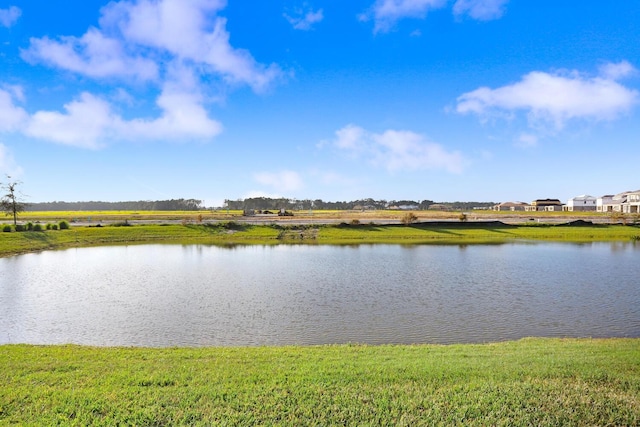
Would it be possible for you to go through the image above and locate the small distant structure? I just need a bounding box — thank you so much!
[564,195,597,212]
[525,199,563,212]
[388,204,419,210]
[427,203,451,211]
[493,201,528,212]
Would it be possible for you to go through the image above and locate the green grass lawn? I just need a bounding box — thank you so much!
[1,339,638,425]
[1,221,640,257]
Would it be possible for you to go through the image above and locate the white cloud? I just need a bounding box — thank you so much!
[102,0,282,92]
[15,0,284,148]
[25,89,222,149]
[254,170,304,193]
[25,92,117,149]
[0,88,28,131]
[22,29,159,81]
[123,89,223,140]
[363,0,447,33]
[331,124,465,173]
[452,0,508,21]
[22,0,282,92]
[284,6,324,30]
[456,63,639,129]
[0,143,23,177]
[0,6,21,28]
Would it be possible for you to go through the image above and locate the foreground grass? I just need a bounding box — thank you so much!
[1,221,640,257]
[1,339,638,425]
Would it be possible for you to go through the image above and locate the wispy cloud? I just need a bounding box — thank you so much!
[22,28,159,81]
[0,143,22,176]
[362,0,509,33]
[0,6,21,28]
[515,133,538,148]
[598,60,636,80]
[0,88,28,132]
[331,124,466,173]
[456,62,639,130]
[361,0,447,33]
[452,0,509,21]
[284,5,324,31]
[254,170,304,193]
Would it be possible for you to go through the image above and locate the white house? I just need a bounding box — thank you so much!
[597,195,616,212]
[622,190,640,214]
[564,195,597,212]
[597,190,640,214]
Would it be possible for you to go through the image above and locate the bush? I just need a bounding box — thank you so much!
[350,219,360,225]
[59,221,70,230]
[46,223,52,230]
[14,224,26,232]
[110,221,132,227]
[26,222,34,231]
[51,224,58,230]
[33,224,44,231]
[2,225,11,232]
[401,212,418,226]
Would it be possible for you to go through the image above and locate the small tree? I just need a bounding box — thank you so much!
[1,176,27,226]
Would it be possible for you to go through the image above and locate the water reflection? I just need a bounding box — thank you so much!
[1,242,639,347]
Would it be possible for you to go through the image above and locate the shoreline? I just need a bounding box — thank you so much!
[2,220,639,258]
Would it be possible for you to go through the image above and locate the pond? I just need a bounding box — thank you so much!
[1,243,639,346]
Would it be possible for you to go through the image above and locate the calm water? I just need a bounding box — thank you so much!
[1,243,639,346]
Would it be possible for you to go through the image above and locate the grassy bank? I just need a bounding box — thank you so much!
[1,221,640,257]
[1,339,638,425]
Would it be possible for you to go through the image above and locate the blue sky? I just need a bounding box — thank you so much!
[0,0,638,207]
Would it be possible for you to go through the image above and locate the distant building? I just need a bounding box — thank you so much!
[564,195,597,212]
[493,202,528,211]
[525,199,563,212]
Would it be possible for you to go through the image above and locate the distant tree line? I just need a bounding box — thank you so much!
[28,199,204,211]
[26,197,495,212]
[222,198,495,211]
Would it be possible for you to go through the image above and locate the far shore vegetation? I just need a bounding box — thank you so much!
[1,210,640,257]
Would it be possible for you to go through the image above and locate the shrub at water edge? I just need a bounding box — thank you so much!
[58,220,70,230]
[2,225,11,232]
